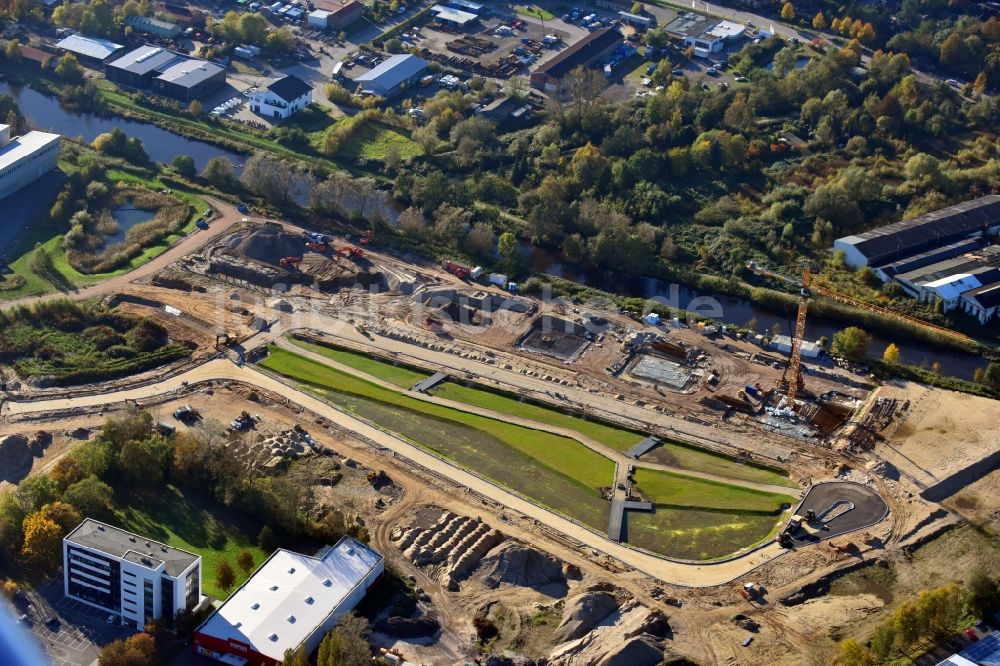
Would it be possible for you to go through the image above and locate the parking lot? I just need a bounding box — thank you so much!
[15,579,134,666]
[787,481,889,547]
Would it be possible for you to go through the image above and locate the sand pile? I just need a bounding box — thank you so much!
[475,542,564,590]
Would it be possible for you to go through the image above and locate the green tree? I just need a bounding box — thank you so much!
[498,231,519,274]
[5,39,21,62]
[171,155,196,179]
[831,326,871,360]
[966,569,1000,618]
[316,613,370,666]
[201,156,236,189]
[838,639,873,666]
[63,476,114,519]
[882,343,901,364]
[812,11,826,30]
[257,525,277,551]
[216,559,235,593]
[780,1,795,21]
[54,52,84,81]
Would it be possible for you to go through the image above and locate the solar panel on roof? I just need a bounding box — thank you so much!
[959,633,1000,665]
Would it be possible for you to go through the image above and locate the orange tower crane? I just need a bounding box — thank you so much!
[745,261,972,404]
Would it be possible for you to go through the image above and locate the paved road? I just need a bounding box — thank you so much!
[3,356,791,587]
[274,335,801,497]
[788,481,889,547]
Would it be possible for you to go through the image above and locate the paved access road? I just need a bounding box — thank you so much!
[4,356,793,587]
[788,481,889,547]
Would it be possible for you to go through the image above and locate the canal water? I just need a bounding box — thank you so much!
[0,81,245,172]
[523,244,988,380]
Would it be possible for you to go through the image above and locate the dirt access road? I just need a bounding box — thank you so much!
[2,356,792,587]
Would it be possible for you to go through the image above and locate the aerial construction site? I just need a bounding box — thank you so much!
[2,203,997,666]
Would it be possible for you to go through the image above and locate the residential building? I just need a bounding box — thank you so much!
[314,0,364,30]
[192,537,383,666]
[106,46,184,88]
[664,13,745,57]
[353,54,428,98]
[126,15,183,39]
[249,75,313,119]
[154,59,226,101]
[62,519,201,629]
[833,195,1000,269]
[529,28,623,91]
[55,34,125,67]
[0,125,61,201]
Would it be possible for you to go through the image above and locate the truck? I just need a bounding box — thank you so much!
[172,405,200,421]
[237,203,250,214]
[442,260,471,279]
[470,266,484,280]
[195,218,209,230]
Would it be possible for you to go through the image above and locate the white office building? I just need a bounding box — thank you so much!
[0,125,61,201]
[63,519,202,628]
[249,74,313,120]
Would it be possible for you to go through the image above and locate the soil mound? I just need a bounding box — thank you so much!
[552,591,619,643]
[374,614,440,638]
[477,542,564,590]
[597,637,663,666]
[0,435,32,483]
[226,226,306,264]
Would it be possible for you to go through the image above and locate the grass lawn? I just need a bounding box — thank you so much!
[633,468,796,512]
[514,4,555,20]
[339,122,422,162]
[284,337,793,488]
[627,468,794,560]
[628,507,786,561]
[114,485,268,599]
[260,346,615,530]
[0,167,207,301]
[288,337,429,388]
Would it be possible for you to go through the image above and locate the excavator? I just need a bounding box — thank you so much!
[337,246,365,259]
[306,241,332,253]
[279,256,302,268]
[745,260,971,405]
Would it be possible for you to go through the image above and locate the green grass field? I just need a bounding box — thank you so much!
[0,168,207,301]
[627,507,786,561]
[288,337,429,388]
[514,4,555,19]
[340,123,422,162]
[260,346,615,529]
[633,469,796,512]
[628,468,793,559]
[114,485,268,599]
[284,337,794,487]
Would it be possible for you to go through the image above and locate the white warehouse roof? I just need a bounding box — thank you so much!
[355,54,427,92]
[0,129,61,172]
[56,34,124,61]
[195,537,383,662]
[922,273,983,300]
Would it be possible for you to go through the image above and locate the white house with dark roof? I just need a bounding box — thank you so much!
[249,75,313,120]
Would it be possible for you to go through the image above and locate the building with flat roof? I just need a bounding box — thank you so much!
[154,59,226,101]
[935,631,1000,666]
[250,74,313,119]
[193,537,383,666]
[354,54,427,97]
[126,15,183,39]
[833,195,1000,269]
[444,0,484,13]
[63,519,201,629]
[55,34,125,66]
[314,0,364,29]
[0,125,61,202]
[664,13,745,56]
[431,4,479,28]
[106,45,185,88]
[530,27,623,91]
